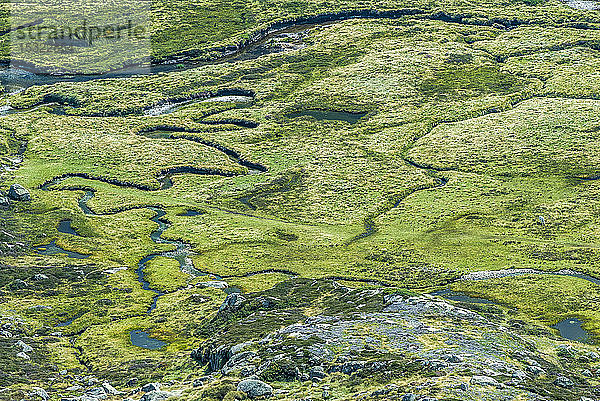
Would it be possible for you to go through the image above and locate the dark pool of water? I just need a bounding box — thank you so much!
[34,240,90,259]
[130,329,167,350]
[58,219,79,236]
[288,110,367,124]
[55,312,84,327]
[178,210,203,216]
[432,289,495,304]
[552,318,593,344]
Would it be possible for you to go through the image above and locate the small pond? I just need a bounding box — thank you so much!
[552,318,593,344]
[34,241,90,259]
[178,209,203,216]
[58,219,80,236]
[130,330,167,350]
[288,110,366,124]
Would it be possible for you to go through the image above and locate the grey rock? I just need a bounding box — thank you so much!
[526,365,545,375]
[554,375,574,388]
[0,194,9,207]
[141,383,161,393]
[370,385,398,397]
[237,379,273,398]
[557,345,577,358]
[197,281,228,289]
[195,343,232,371]
[30,387,49,401]
[310,366,326,380]
[229,341,253,355]
[16,340,33,353]
[191,379,204,388]
[0,330,12,337]
[222,350,258,374]
[401,394,416,401]
[332,360,366,374]
[101,382,120,395]
[443,354,463,363]
[16,351,29,359]
[140,391,177,401]
[219,293,246,312]
[423,359,448,371]
[470,375,499,387]
[8,184,30,201]
[126,378,138,387]
[85,387,107,399]
[582,369,593,378]
[586,351,600,361]
[241,365,257,377]
[512,370,527,381]
[32,274,49,281]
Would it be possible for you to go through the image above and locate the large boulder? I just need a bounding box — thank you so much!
[8,184,30,201]
[237,379,273,399]
[140,391,177,401]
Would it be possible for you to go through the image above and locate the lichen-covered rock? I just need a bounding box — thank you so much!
[310,366,326,380]
[237,379,273,398]
[554,375,574,388]
[30,387,49,401]
[8,184,30,201]
[140,390,177,401]
[219,293,246,312]
[141,383,161,393]
[222,351,258,375]
[470,376,499,387]
[0,191,9,207]
[16,340,33,353]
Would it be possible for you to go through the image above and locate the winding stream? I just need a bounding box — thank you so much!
[460,268,600,286]
[36,124,268,328]
[0,10,422,92]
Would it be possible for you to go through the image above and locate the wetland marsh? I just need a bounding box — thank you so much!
[2,0,600,399]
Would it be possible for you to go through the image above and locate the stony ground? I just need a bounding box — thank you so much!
[1,279,599,400]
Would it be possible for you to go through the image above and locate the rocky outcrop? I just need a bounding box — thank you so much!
[188,279,600,400]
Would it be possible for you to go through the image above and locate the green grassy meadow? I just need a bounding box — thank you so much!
[2,1,600,398]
